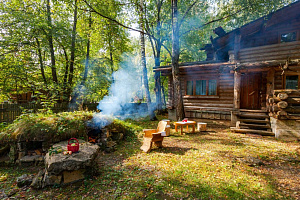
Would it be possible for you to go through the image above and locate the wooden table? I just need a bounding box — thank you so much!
[174,121,196,135]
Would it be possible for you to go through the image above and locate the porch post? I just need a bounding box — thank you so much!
[234,71,241,109]
[266,69,275,112]
[231,71,241,126]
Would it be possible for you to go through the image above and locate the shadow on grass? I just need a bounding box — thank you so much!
[151,146,197,155]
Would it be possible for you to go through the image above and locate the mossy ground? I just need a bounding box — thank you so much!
[0,113,300,199]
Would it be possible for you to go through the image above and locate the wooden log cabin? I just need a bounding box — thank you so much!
[155,1,300,141]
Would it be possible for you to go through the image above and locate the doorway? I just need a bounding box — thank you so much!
[240,72,262,109]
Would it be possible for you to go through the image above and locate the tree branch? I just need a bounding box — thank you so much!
[83,0,146,35]
[180,7,246,37]
[178,1,198,28]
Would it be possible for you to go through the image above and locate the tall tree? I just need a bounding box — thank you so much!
[68,0,78,99]
[171,0,184,120]
[139,0,156,120]
[46,0,58,83]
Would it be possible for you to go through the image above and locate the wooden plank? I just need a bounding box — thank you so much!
[231,128,274,136]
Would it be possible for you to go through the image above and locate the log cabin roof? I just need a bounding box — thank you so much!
[154,59,300,75]
[213,1,300,51]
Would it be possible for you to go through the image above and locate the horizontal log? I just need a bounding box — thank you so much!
[183,96,220,99]
[239,41,300,53]
[240,54,300,63]
[280,106,300,114]
[286,114,300,120]
[219,89,234,93]
[184,106,232,111]
[219,93,234,97]
[186,110,230,115]
[274,89,300,96]
[277,110,287,116]
[277,101,288,109]
[239,47,300,60]
[219,96,234,100]
[184,100,233,104]
[277,93,288,100]
[272,105,280,112]
[183,103,233,107]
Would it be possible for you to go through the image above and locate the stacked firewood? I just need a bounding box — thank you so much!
[267,89,300,119]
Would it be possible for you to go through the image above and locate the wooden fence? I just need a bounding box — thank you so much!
[0,102,99,123]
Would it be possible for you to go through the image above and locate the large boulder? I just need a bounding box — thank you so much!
[45,140,99,175]
[31,140,99,188]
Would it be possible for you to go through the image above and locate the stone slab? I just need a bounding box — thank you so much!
[45,140,100,176]
[63,170,85,184]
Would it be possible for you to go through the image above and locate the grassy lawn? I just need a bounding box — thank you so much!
[1,114,300,199]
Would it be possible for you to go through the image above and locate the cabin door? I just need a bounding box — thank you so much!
[240,72,262,109]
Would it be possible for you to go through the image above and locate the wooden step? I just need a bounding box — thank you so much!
[239,109,267,113]
[237,113,269,119]
[239,119,269,124]
[231,128,274,136]
[239,123,271,129]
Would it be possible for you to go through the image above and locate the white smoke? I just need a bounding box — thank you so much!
[96,68,148,119]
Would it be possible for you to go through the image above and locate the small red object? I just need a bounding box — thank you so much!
[67,138,79,153]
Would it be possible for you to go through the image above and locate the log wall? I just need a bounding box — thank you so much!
[228,17,300,63]
[178,67,233,120]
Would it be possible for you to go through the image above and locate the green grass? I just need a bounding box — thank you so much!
[0,114,300,199]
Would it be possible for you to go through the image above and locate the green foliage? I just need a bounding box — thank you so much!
[0,111,94,144]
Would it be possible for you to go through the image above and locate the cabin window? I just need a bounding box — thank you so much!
[195,80,206,95]
[186,81,193,95]
[285,75,298,89]
[280,32,297,43]
[208,80,217,95]
[186,79,217,96]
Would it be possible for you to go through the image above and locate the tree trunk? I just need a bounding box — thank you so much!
[108,23,114,83]
[161,76,166,108]
[71,11,91,105]
[68,0,78,99]
[81,13,92,85]
[154,56,162,113]
[171,0,184,121]
[35,37,47,85]
[140,0,156,120]
[62,44,69,100]
[46,0,58,83]
[153,0,163,114]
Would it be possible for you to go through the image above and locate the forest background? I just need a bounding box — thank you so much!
[0,0,297,112]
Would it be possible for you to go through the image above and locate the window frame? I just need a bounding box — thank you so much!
[283,73,300,89]
[278,30,299,43]
[185,77,219,97]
